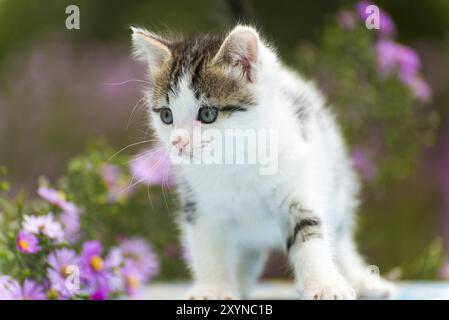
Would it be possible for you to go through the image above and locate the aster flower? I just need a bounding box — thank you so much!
[80,241,110,290]
[337,10,358,30]
[122,262,143,296]
[0,278,46,300]
[90,287,108,300]
[401,75,431,103]
[375,39,431,103]
[376,40,420,78]
[60,205,80,242]
[16,230,40,254]
[104,248,126,292]
[100,164,130,203]
[356,1,396,36]
[37,187,68,208]
[23,214,64,242]
[119,238,159,282]
[0,276,21,299]
[350,147,377,180]
[38,186,82,223]
[129,146,174,186]
[47,249,79,298]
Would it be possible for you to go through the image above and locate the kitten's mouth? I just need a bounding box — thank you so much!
[170,141,212,160]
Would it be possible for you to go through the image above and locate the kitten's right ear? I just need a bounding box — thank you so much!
[131,27,171,71]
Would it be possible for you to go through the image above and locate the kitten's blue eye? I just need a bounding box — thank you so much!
[160,108,173,124]
[198,106,218,124]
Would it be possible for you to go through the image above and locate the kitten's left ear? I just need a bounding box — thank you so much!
[213,25,259,83]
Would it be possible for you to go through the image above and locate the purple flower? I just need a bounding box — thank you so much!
[0,278,46,300]
[122,262,143,296]
[38,187,82,223]
[37,187,68,208]
[376,40,420,77]
[129,146,174,187]
[119,238,159,282]
[47,249,79,299]
[90,287,108,300]
[356,1,396,36]
[0,276,21,299]
[60,205,80,243]
[103,248,126,292]
[337,10,358,30]
[23,214,64,242]
[350,147,377,180]
[100,164,130,203]
[401,75,431,103]
[375,39,431,102]
[101,164,121,188]
[80,241,110,290]
[16,230,40,254]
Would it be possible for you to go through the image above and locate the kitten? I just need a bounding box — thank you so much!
[131,25,395,300]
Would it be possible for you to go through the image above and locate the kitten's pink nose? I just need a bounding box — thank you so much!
[170,130,190,151]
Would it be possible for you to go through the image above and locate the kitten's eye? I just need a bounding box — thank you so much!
[160,108,173,125]
[198,107,218,124]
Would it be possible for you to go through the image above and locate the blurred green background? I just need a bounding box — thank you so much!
[0,0,449,281]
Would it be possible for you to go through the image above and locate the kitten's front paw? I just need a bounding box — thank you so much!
[355,277,397,299]
[183,286,239,300]
[300,282,356,300]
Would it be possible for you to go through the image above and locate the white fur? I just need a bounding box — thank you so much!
[133,25,395,300]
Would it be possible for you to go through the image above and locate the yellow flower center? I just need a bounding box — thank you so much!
[61,265,72,278]
[127,275,140,289]
[47,289,59,300]
[19,239,29,251]
[57,191,66,201]
[90,256,103,271]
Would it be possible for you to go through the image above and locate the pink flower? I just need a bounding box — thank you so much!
[90,287,108,300]
[375,39,431,103]
[0,278,46,300]
[47,249,79,299]
[401,75,431,103]
[119,238,159,282]
[337,10,358,30]
[16,230,40,254]
[80,241,111,291]
[0,276,21,299]
[23,214,64,242]
[37,187,68,208]
[356,1,396,36]
[129,146,174,186]
[60,205,80,243]
[122,262,142,296]
[376,40,420,77]
[350,147,377,180]
[100,164,130,203]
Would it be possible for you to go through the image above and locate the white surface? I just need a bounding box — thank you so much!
[136,281,449,300]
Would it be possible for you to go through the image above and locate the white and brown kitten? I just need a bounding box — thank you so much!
[131,25,395,300]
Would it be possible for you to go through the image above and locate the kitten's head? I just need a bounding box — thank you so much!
[131,25,273,159]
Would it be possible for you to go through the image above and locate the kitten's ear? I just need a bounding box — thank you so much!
[213,25,259,82]
[131,27,171,72]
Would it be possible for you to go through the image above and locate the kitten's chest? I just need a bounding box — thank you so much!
[181,165,285,248]
[188,165,271,214]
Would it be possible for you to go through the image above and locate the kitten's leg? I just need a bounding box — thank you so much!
[236,249,268,299]
[336,234,396,299]
[181,221,240,300]
[285,201,356,300]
